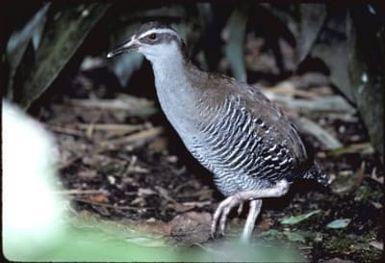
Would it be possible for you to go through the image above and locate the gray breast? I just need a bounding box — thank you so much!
[187,96,295,196]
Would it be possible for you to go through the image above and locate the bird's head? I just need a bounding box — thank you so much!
[107,22,186,63]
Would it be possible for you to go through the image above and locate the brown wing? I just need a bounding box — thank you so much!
[237,82,308,166]
[203,72,308,169]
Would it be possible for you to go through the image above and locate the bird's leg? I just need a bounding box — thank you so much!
[241,199,262,242]
[211,179,290,239]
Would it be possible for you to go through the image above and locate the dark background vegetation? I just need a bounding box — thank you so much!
[2,1,384,262]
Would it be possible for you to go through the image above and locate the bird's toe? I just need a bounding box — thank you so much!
[211,194,246,238]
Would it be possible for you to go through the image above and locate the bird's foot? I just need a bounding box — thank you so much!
[210,179,290,239]
[211,193,246,238]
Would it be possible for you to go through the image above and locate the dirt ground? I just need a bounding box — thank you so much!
[37,55,384,262]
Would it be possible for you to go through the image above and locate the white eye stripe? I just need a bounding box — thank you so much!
[123,38,137,47]
[138,28,179,40]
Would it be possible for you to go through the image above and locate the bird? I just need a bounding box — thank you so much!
[107,21,329,242]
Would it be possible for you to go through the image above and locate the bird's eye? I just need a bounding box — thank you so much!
[148,33,157,40]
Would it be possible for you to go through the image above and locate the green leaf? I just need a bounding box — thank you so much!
[224,4,248,82]
[326,218,351,229]
[5,3,51,99]
[14,2,111,109]
[280,210,321,225]
[259,229,283,240]
[6,3,50,70]
[284,231,306,243]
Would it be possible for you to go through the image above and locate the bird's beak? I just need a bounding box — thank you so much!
[107,37,139,58]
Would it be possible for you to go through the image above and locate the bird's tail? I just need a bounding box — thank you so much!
[302,161,330,186]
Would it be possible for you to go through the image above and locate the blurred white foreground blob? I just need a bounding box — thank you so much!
[2,100,65,261]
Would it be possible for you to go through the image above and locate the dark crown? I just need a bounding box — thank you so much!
[135,22,188,55]
[135,21,173,35]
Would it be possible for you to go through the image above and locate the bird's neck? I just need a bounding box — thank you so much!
[149,51,203,135]
[151,51,189,90]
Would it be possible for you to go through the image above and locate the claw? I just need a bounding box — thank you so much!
[210,194,244,238]
[237,203,244,216]
[219,205,230,235]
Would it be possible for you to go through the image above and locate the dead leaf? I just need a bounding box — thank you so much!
[280,210,321,225]
[257,217,274,231]
[138,188,157,196]
[328,142,374,156]
[78,170,98,180]
[135,220,171,236]
[169,212,212,245]
[88,194,108,203]
[319,258,355,263]
[355,161,366,186]
[369,241,383,251]
[326,218,351,229]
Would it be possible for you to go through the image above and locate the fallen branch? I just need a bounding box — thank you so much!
[73,198,150,211]
[76,123,144,132]
[55,189,107,195]
[297,117,343,150]
[263,93,356,114]
[101,127,163,146]
[327,142,374,156]
[48,125,85,137]
[68,95,158,116]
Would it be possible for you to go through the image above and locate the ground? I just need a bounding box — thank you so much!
[38,60,383,262]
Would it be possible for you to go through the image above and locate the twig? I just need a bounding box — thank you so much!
[265,82,321,99]
[101,127,163,146]
[68,95,157,116]
[264,93,356,114]
[76,123,144,132]
[181,201,212,208]
[155,186,177,204]
[58,156,82,169]
[48,125,84,137]
[328,142,374,156]
[355,161,366,186]
[73,198,153,211]
[297,117,343,150]
[55,189,107,195]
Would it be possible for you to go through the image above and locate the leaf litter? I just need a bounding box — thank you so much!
[36,55,384,263]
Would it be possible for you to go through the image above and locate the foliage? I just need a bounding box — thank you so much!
[280,210,321,225]
[5,2,110,108]
[3,2,383,161]
[326,219,351,229]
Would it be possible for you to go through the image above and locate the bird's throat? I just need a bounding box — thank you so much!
[150,52,201,138]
